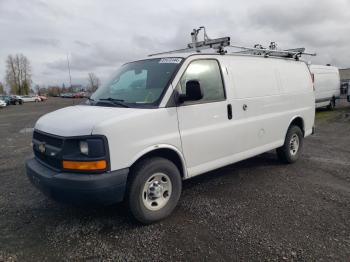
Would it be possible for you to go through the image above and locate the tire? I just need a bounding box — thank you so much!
[276,125,304,164]
[327,98,335,111]
[128,157,182,224]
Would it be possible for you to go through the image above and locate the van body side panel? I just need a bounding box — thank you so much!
[224,57,286,151]
[225,57,314,147]
[278,60,315,135]
[92,108,182,172]
[176,55,314,178]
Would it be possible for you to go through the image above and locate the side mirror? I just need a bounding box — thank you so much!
[178,80,203,103]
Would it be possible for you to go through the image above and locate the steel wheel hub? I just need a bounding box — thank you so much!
[289,134,299,156]
[142,173,172,211]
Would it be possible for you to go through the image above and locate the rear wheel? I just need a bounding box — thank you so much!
[128,157,182,224]
[327,98,335,110]
[277,125,303,164]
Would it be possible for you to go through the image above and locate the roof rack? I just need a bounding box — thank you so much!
[149,27,316,60]
[230,42,316,60]
[149,26,230,56]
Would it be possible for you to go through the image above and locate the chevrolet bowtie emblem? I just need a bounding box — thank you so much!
[38,143,46,154]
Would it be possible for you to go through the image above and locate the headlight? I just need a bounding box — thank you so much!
[79,141,89,155]
[62,137,108,172]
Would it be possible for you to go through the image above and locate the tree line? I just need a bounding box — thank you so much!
[0,53,100,96]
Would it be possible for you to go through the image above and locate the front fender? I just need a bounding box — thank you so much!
[128,144,188,178]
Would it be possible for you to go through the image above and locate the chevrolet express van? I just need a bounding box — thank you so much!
[310,65,340,110]
[26,52,315,223]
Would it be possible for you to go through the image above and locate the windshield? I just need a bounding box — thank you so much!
[90,58,183,107]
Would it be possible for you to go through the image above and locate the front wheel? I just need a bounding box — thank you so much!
[128,157,182,224]
[277,125,304,164]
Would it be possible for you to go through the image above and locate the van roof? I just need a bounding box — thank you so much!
[143,51,308,63]
[310,64,339,71]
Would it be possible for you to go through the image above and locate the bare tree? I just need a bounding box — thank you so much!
[5,54,32,95]
[0,82,4,94]
[87,72,100,92]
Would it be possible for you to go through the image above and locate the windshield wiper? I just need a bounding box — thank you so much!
[98,98,129,108]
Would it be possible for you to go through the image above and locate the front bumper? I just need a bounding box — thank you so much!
[26,158,129,205]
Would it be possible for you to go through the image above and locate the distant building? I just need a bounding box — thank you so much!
[340,68,350,82]
[70,84,86,92]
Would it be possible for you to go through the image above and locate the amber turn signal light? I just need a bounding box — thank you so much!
[63,160,107,170]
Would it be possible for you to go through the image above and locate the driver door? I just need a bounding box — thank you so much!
[175,59,234,177]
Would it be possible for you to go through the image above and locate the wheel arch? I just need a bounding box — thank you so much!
[288,116,305,136]
[129,144,187,179]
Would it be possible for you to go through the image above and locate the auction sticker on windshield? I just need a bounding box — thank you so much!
[159,58,182,64]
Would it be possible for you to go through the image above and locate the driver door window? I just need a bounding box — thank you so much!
[176,59,225,103]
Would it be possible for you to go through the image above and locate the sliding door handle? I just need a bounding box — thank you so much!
[227,104,232,120]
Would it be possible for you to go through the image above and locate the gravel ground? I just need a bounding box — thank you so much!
[0,98,349,261]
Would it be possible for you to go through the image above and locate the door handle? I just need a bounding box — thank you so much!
[227,104,232,120]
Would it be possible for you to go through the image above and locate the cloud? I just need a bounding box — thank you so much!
[249,0,348,31]
[0,0,349,87]
[74,40,91,48]
[28,37,61,47]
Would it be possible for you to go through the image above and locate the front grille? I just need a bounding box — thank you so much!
[33,131,63,170]
[33,131,63,148]
[34,150,62,170]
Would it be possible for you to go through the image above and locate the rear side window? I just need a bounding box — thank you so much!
[177,59,225,103]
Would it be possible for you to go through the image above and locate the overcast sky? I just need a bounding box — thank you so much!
[0,0,349,87]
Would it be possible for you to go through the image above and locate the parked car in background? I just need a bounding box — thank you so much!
[0,99,7,108]
[39,95,48,101]
[310,65,340,110]
[21,95,41,102]
[60,93,74,98]
[11,95,23,105]
[73,92,85,98]
[0,95,12,105]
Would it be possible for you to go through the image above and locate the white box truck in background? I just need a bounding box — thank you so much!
[310,65,340,110]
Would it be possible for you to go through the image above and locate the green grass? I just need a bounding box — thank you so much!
[315,109,336,122]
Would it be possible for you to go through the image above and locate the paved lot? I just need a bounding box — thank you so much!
[0,98,349,261]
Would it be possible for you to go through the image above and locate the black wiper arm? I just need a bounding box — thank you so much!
[98,98,129,108]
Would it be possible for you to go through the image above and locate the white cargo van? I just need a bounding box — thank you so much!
[26,32,315,223]
[310,65,340,110]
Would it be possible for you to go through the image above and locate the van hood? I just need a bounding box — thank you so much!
[35,105,149,137]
